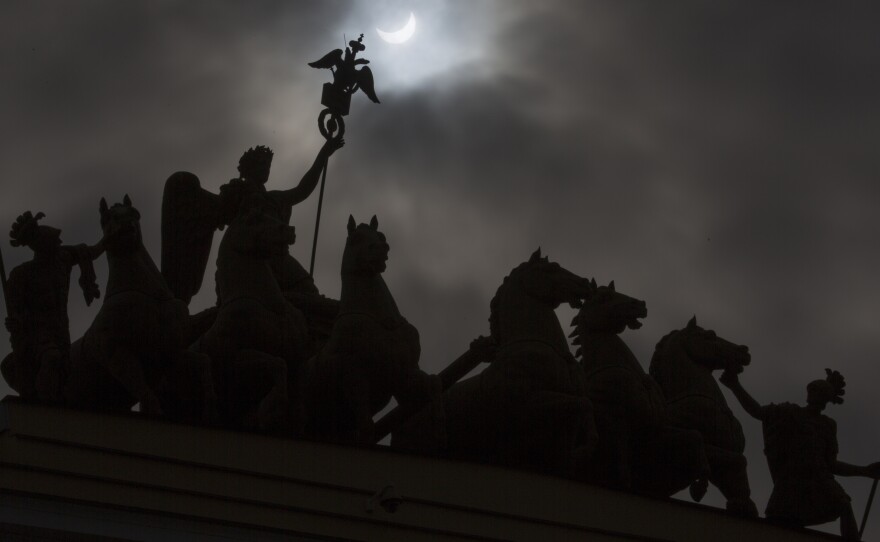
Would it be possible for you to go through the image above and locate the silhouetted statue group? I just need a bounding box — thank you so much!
[2,141,878,540]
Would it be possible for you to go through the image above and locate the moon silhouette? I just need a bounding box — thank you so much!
[377,12,416,44]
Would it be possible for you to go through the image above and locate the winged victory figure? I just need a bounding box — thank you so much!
[161,139,344,307]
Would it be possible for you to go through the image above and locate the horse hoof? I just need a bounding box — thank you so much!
[726,499,759,518]
[689,478,708,502]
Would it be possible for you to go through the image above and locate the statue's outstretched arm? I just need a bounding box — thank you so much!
[64,242,105,306]
[277,138,345,208]
[63,237,105,264]
[82,238,106,261]
[719,369,764,420]
[834,460,880,478]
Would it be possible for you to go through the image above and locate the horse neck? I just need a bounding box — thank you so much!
[494,287,568,352]
[578,329,646,376]
[106,245,172,300]
[650,338,724,402]
[216,240,284,309]
[339,271,401,319]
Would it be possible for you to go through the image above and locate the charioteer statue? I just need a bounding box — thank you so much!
[1,211,104,402]
[162,138,344,305]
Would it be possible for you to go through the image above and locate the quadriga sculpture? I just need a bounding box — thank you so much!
[649,316,757,516]
[63,196,215,421]
[299,215,436,444]
[570,282,708,497]
[193,197,310,432]
[394,249,597,477]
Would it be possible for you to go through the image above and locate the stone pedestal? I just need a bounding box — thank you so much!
[0,398,837,541]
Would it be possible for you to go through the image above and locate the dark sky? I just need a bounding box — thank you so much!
[2,1,880,536]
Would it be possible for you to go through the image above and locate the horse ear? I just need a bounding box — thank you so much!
[347,215,356,234]
[369,215,378,230]
[99,197,108,216]
[529,248,542,263]
[608,280,615,291]
[687,315,697,329]
[590,277,597,289]
[123,194,132,207]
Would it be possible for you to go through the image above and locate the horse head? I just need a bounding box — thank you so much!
[225,196,296,260]
[342,214,389,276]
[506,248,594,309]
[676,316,750,372]
[570,280,647,337]
[99,194,143,256]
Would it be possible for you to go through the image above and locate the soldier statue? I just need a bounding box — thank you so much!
[721,367,880,539]
[1,211,104,401]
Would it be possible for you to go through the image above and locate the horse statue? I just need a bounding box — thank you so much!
[570,281,709,497]
[193,197,310,433]
[299,215,436,444]
[649,316,757,516]
[394,249,597,478]
[63,196,215,421]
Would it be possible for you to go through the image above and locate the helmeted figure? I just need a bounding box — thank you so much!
[722,367,880,540]
[161,140,343,337]
[1,211,103,402]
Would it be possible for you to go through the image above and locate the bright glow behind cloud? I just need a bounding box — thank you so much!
[337,1,501,91]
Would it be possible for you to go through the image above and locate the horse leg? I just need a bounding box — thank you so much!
[232,349,288,433]
[350,380,375,445]
[631,426,709,498]
[514,391,597,477]
[156,350,218,425]
[704,444,758,517]
[591,415,633,489]
[102,348,162,414]
[34,345,66,403]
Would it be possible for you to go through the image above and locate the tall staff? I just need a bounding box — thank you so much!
[0,245,9,317]
[307,34,380,276]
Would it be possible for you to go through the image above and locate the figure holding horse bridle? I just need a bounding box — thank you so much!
[722,367,880,539]
[1,211,104,403]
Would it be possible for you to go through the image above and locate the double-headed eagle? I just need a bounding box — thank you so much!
[308,34,380,108]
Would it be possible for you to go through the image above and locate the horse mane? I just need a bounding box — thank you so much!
[488,260,533,335]
[652,328,682,361]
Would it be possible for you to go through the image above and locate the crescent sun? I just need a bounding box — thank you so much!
[377,12,416,44]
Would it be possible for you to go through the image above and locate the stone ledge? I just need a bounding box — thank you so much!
[0,397,838,542]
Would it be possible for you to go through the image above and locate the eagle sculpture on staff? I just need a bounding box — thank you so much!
[309,33,381,114]
[308,34,379,141]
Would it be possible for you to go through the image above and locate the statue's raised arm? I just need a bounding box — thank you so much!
[271,138,344,210]
[161,139,345,305]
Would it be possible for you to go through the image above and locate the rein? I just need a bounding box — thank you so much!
[496,338,577,363]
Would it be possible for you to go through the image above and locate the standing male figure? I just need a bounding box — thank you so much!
[721,367,880,540]
[2,211,104,401]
